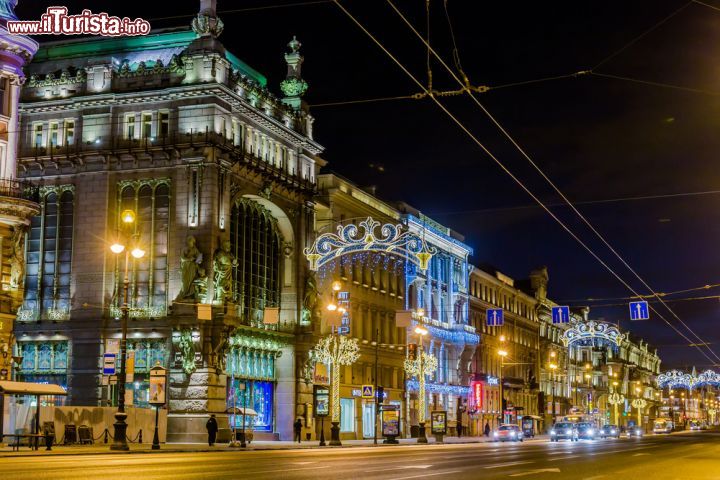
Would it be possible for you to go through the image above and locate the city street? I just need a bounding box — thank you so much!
[2,431,718,480]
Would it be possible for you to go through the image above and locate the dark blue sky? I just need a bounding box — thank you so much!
[18,0,720,369]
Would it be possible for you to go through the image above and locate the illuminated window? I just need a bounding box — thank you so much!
[64,120,75,145]
[142,113,152,138]
[33,123,43,148]
[125,115,135,139]
[230,199,282,325]
[340,398,355,432]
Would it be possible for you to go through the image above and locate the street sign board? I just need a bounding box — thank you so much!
[314,385,330,417]
[103,353,116,375]
[149,364,167,405]
[362,385,374,399]
[486,308,503,326]
[431,411,447,435]
[629,301,649,320]
[551,306,570,324]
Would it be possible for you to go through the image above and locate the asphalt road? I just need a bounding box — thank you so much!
[3,431,719,480]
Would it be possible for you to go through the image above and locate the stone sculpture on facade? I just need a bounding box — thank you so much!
[301,272,320,324]
[178,329,197,375]
[213,239,237,304]
[9,225,26,290]
[175,235,206,302]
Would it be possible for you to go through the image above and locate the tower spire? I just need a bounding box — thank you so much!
[280,36,309,111]
[192,0,224,38]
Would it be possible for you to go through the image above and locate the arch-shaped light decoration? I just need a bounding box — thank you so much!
[695,369,720,387]
[561,320,626,348]
[304,217,437,272]
[656,369,696,389]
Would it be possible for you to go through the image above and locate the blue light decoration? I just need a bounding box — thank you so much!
[657,369,720,389]
[411,320,479,345]
[656,369,696,389]
[304,217,436,272]
[561,320,626,349]
[406,379,470,396]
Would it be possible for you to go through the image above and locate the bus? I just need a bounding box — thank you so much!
[653,418,673,434]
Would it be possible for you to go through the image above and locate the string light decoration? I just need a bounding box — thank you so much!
[404,350,438,425]
[657,369,697,389]
[311,334,360,423]
[304,217,436,272]
[608,392,625,425]
[631,397,647,425]
[406,379,470,396]
[561,320,626,348]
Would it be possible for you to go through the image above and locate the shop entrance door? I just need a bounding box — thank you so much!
[362,402,375,438]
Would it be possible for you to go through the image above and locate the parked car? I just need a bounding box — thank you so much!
[599,424,620,438]
[493,424,524,442]
[550,422,578,442]
[576,422,596,440]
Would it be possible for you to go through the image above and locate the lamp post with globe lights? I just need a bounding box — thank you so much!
[608,380,624,426]
[404,324,437,443]
[109,209,145,451]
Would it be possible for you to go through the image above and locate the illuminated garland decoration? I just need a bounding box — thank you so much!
[695,369,720,387]
[312,335,360,422]
[304,217,436,272]
[406,379,470,396]
[561,320,626,348]
[411,320,479,345]
[656,369,696,389]
[657,368,720,388]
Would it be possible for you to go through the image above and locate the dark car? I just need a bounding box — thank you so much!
[599,424,620,439]
[550,422,577,442]
[626,425,644,438]
[577,422,597,440]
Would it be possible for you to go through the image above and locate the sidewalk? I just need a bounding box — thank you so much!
[0,434,549,457]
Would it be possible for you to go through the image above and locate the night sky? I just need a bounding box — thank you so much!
[16,0,720,369]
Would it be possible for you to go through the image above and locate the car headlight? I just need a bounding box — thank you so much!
[611,429,616,434]
[493,431,498,436]
[587,429,594,435]
[566,429,571,434]
[550,429,556,435]
[510,431,516,436]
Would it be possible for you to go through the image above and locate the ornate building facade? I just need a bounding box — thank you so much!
[0,0,41,435]
[14,1,321,441]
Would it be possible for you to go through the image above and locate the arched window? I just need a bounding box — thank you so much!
[21,185,74,321]
[230,199,281,324]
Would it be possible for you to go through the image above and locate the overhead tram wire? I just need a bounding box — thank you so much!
[558,282,720,304]
[147,0,333,22]
[384,0,720,364]
[331,0,718,367]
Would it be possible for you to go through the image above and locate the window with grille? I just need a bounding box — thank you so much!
[21,186,74,321]
[115,179,169,318]
[230,199,281,324]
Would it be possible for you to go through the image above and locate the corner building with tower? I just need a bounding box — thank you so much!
[13,2,321,441]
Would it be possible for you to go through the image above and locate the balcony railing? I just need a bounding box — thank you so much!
[0,178,39,203]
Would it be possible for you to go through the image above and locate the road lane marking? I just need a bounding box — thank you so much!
[547,451,572,455]
[484,461,534,469]
[509,468,561,477]
[242,465,331,474]
[549,455,580,461]
[632,453,651,456]
[388,470,462,480]
[291,462,317,465]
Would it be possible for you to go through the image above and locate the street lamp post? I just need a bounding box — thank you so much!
[498,341,508,425]
[404,325,436,444]
[109,209,145,451]
[608,381,624,426]
[549,362,558,424]
[632,387,647,431]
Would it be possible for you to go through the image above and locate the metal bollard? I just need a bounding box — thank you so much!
[138,430,142,444]
[104,429,109,444]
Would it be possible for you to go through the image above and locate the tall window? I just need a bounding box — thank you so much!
[340,398,355,432]
[125,115,135,139]
[230,199,281,324]
[21,186,74,321]
[64,120,75,145]
[142,113,152,138]
[33,123,43,148]
[49,122,59,147]
[159,112,169,138]
[115,179,169,318]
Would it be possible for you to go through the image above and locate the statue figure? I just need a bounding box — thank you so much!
[301,272,320,324]
[213,239,237,304]
[178,329,197,375]
[175,235,205,301]
[9,225,26,290]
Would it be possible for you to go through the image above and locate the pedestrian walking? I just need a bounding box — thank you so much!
[294,418,303,443]
[484,422,491,437]
[206,414,218,446]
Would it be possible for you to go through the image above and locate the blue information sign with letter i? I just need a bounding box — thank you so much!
[629,301,649,321]
[551,306,570,324]
[486,308,503,326]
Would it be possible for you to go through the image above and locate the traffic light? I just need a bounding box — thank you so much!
[408,343,417,361]
[377,386,384,403]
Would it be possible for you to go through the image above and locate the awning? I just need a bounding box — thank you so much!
[226,407,258,416]
[0,380,67,396]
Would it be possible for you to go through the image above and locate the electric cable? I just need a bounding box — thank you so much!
[147,0,333,23]
[384,0,720,364]
[331,0,718,366]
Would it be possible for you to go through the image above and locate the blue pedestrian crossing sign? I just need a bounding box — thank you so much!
[629,301,650,321]
[362,385,374,398]
[486,308,503,326]
[551,306,570,324]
